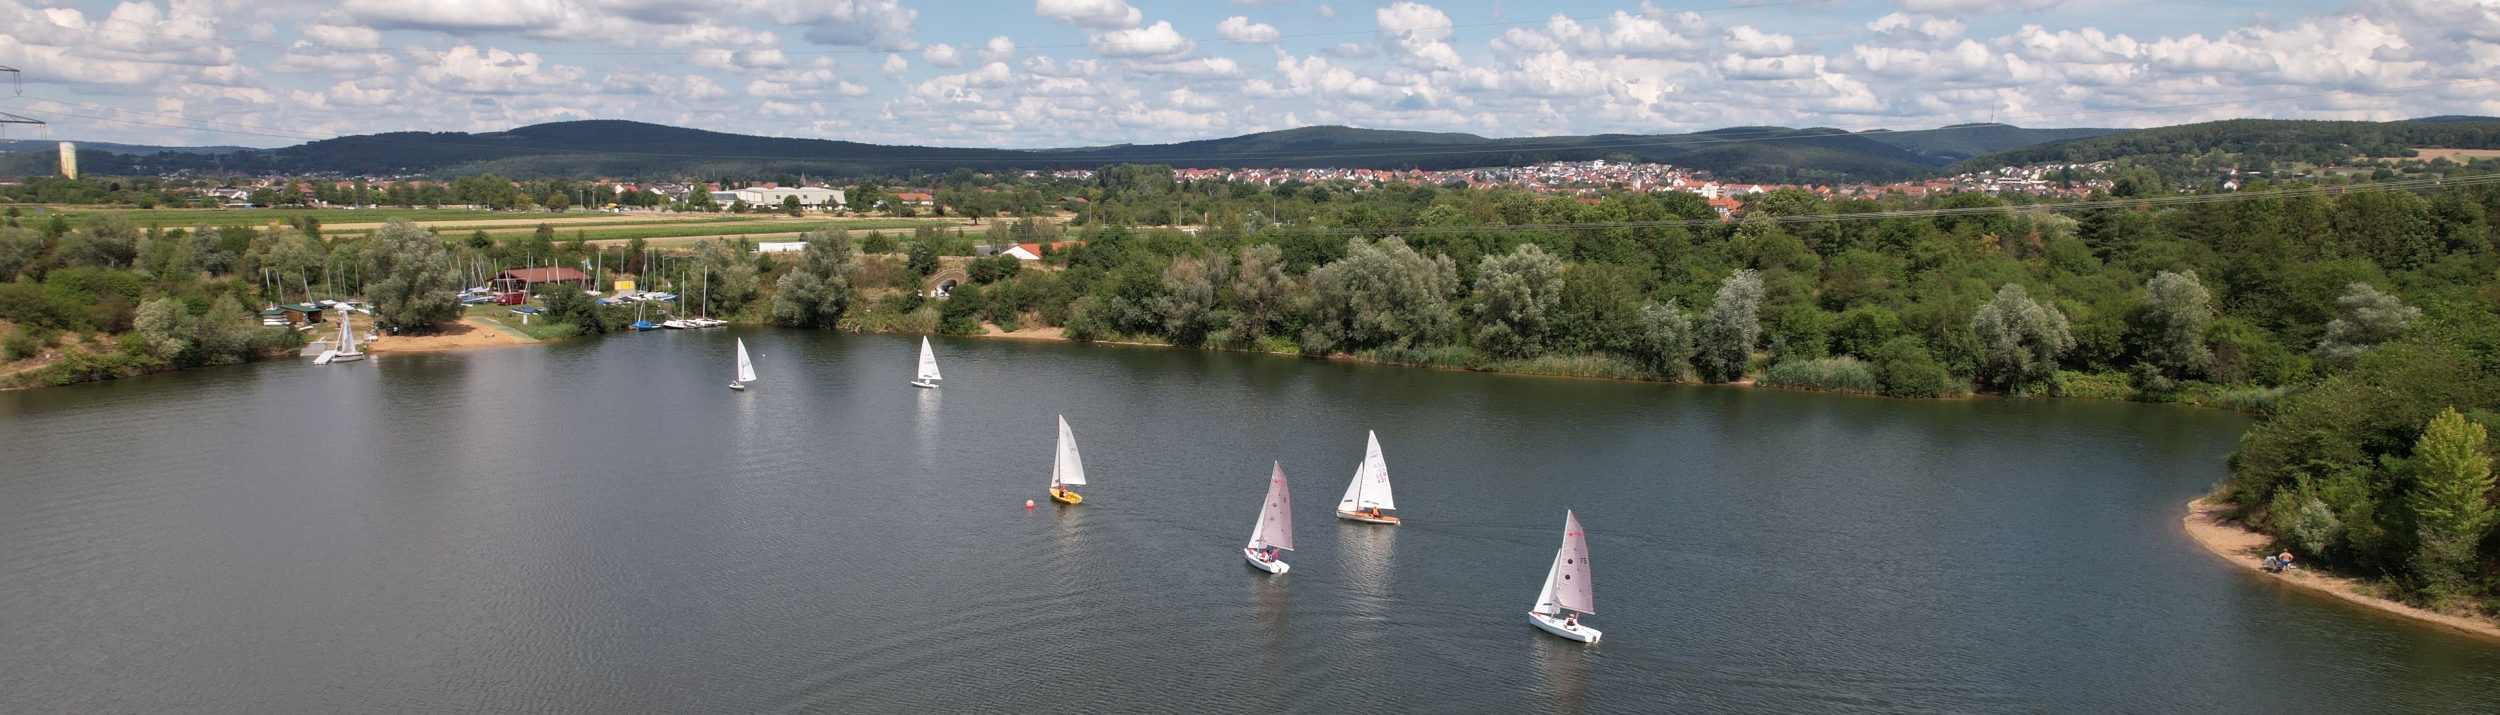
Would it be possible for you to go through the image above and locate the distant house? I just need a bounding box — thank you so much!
[493,267,595,293]
[1706,197,1743,219]
[260,303,323,327]
[1005,241,1082,261]
[754,241,808,253]
[890,192,934,206]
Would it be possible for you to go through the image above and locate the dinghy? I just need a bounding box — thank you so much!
[1047,415,1086,504]
[1335,431,1399,524]
[1529,509,1601,643]
[328,311,366,363]
[1244,462,1294,574]
[729,338,757,391]
[910,337,942,388]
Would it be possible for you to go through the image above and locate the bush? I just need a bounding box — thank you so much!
[1873,336,1967,398]
[937,282,986,335]
[4,328,46,360]
[1759,356,1881,394]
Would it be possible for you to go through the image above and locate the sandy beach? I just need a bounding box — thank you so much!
[2183,497,2500,642]
[365,318,534,353]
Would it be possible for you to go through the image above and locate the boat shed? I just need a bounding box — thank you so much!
[492,267,595,293]
[259,303,324,326]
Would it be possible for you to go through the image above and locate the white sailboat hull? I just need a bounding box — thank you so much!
[910,379,938,388]
[1529,611,1601,642]
[1244,547,1289,574]
[1335,509,1400,524]
[728,382,745,391]
[329,352,365,363]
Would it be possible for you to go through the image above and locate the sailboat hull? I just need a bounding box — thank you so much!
[910,380,938,388]
[1530,612,1601,642]
[1335,510,1401,524]
[329,353,365,363]
[728,383,745,391]
[1244,547,1289,574]
[1051,489,1083,505]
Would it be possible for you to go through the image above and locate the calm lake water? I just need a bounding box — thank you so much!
[4,330,2498,713]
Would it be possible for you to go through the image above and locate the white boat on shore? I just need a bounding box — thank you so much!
[1244,462,1294,574]
[326,311,366,363]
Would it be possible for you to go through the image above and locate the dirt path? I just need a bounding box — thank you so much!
[2183,498,2500,642]
[366,318,533,353]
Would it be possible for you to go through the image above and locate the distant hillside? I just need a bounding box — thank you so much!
[1,119,2128,182]
[0,139,255,155]
[1855,123,2123,164]
[1953,118,2500,172]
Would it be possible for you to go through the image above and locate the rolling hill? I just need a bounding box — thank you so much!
[0,120,2127,183]
[1952,118,2500,172]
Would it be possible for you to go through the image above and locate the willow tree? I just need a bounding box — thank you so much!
[1298,237,1459,355]
[2317,283,2419,367]
[1971,283,2073,393]
[1695,269,1763,383]
[770,232,857,329]
[2141,270,2213,378]
[1470,242,1566,358]
[362,218,462,332]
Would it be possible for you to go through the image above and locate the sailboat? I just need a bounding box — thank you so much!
[1529,509,1601,643]
[1047,415,1086,504]
[729,338,757,391]
[1335,430,1399,524]
[327,310,366,363]
[1244,462,1294,574]
[910,337,942,388]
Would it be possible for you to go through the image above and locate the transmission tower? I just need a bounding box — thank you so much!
[0,65,45,141]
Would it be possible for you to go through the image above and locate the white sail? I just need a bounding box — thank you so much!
[1049,415,1087,488]
[734,339,758,384]
[1248,462,1294,551]
[917,337,942,382]
[1552,510,1595,614]
[337,311,359,354]
[1338,430,1395,512]
[1532,555,1563,616]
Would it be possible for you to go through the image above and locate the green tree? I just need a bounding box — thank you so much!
[132,296,194,360]
[771,232,857,329]
[690,239,761,316]
[1695,269,1764,383]
[1873,336,1960,398]
[906,239,941,277]
[1972,283,2073,393]
[1226,243,1290,346]
[0,226,42,280]
[1470,243,1565,358]
[2317,283,2419,367]
[2406,408,2496,595]
[1152,252,1227,347]
[783,195,804,217]
[57,214,138,268]
[361,218,463,332]
[2141,270,2214,378]
[1625,300,1696,379]
[1298,237,1460,355]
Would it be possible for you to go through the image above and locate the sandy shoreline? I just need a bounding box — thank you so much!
[366,318,534,353]
[2182,497,2500,642]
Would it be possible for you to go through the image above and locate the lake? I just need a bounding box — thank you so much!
[3,330,2497,713]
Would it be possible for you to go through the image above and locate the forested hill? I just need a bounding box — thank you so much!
[1952,118,2500,172]
[6,120,2116,183]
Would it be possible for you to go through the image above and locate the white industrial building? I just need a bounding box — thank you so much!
[709,185,847,208]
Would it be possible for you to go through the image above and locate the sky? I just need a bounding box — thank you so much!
[0,0,2494,149]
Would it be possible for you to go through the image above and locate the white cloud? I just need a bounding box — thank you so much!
[1037,0,1143,29]
[923,43,968,68]
[1378,2,1464,71]
[340,0,567,32]
[1089,20,1196,58]
[1217,16,1282,44]
[978,36,1020,63]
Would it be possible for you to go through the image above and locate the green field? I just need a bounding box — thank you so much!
[29,206,511,229]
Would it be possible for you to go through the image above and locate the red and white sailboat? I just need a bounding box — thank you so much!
[1244,462,1294,574]
[1529,509,1601,642]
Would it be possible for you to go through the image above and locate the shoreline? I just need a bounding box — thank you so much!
[2181,497,2500,642]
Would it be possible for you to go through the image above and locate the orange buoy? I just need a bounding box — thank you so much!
[1025,500,1036,509]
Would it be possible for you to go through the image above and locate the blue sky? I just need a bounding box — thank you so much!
[0,0,2492,149]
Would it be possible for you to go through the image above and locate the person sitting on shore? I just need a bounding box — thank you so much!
[2278,550,2297,571]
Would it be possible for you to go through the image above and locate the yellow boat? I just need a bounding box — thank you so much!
[1047,416,1089,505]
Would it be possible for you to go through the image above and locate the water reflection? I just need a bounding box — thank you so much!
[914,384,942,470]
[1527,634,1593,715]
